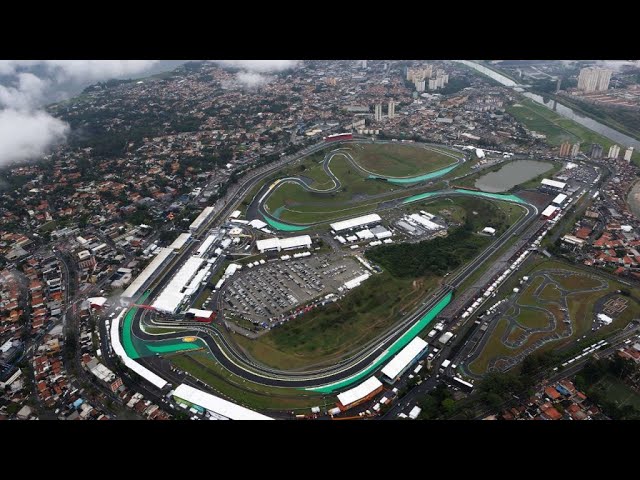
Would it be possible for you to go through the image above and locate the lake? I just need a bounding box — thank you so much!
[474,160,553,193]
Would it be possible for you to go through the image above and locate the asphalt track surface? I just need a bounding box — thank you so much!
[123,140,539,391]
[253,141,465,227]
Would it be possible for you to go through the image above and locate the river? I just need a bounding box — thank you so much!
[474,160,553,193]
[458,61,640,150]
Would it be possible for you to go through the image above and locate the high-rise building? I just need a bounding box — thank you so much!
[388,101,396,119]
[361,60,367,69]
[374,103,383,122]
[578,67,613,93]
[590,143,603,159]
[424,65,433,79]
[415,79,426,92]
[608,144,620,159]
[624,146,634,162]
[570,142,581,158]
[428,78,437,90]
[407,65,432,83]
[559,142,572,157]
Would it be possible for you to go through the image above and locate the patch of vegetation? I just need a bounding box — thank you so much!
[366,222,491,277]
[575,357,640,419]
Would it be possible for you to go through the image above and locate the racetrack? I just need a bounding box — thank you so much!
[114,138,540,397]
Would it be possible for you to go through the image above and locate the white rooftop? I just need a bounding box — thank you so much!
[542,205,559,217]
[552,193,568,205]
[256,235,312,252]
[541,178,566,189]
[152,257,205,313]
[248,219,267,229]
[173,383,272,420]
[88,296,107,307]
[409,213,441,231]
[121,247,174,299]
[330,213,381,232]
[381,337,428,381]
[186,308,214,318]
[169,232,192,251]
[189,206,215,231]
[344,273,370,290]
[337,376,383,407]
[195,234,217,257]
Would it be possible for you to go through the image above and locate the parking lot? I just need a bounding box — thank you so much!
[221,254,366,326]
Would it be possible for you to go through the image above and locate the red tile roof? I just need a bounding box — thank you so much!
[542,407,562,420]
[544,386,562,400]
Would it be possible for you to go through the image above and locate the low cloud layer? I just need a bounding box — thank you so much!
[0,60,164,166]
[0,109,69,165]
[235,71,269,88]
[595,60,638,72]
[212,60,300,88]
[213,60,300,73]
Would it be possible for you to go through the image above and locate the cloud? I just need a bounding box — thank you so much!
[0,60,160,83]
[235,71,269,88]
[213,60,300,73]
[0,109,69,165]
[211,60,300,88]
[0,61,164,165]
[595,60,636,72]
[0,73,48,110]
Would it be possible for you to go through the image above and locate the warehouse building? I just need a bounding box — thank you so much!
[256,235,312,253]
[408,213,441,231]
[330,213,382,233]
[539,178,567,194]
[552,193,568,206]
[381,337,429,384]
[370,225,393,239]
[336,376,384,411]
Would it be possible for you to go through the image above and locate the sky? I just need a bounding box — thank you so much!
[0,60,300,167]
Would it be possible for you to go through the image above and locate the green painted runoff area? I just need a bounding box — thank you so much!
[261,213,310,231]
[262,188,530,232]
[121,291,206,359]
[121,291,151,359]
[306,291,453,393]
[146,340,205,354]
[452,189,527,204]
[376,163,460,184]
